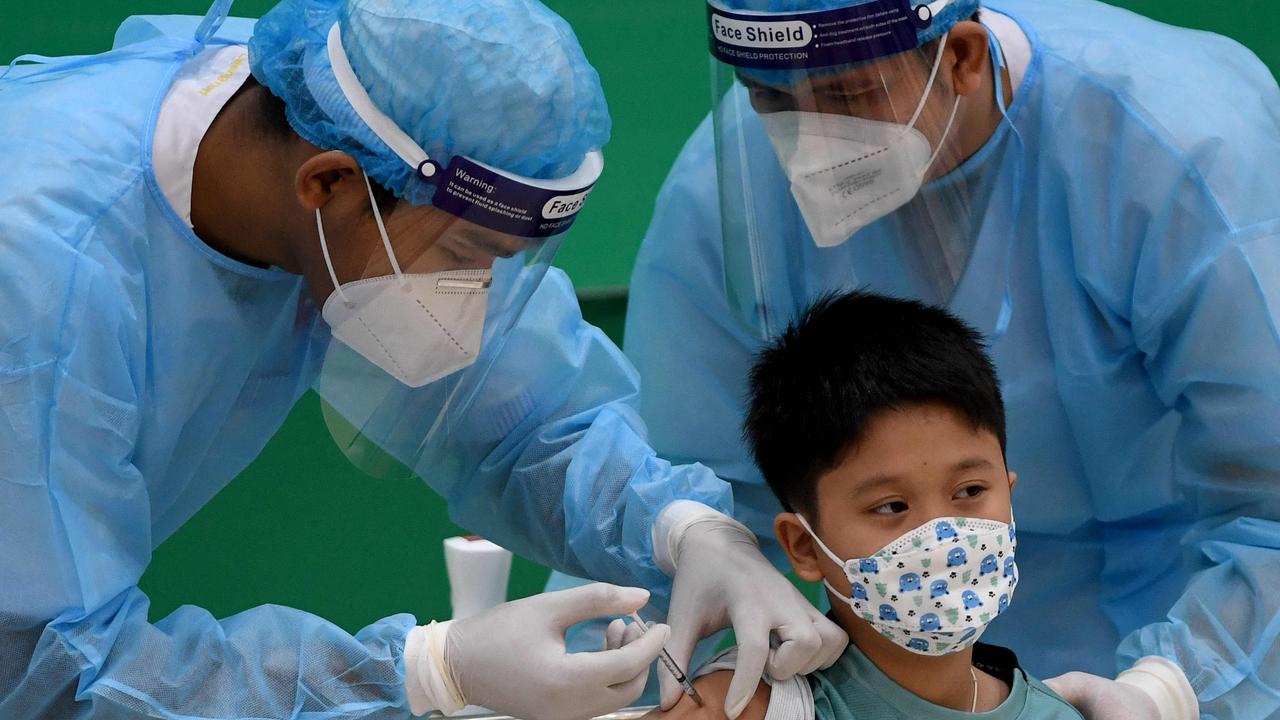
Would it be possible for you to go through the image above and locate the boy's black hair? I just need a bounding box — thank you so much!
[744,289,1005,518]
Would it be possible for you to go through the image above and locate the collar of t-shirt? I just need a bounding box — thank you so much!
[152,43,251,229]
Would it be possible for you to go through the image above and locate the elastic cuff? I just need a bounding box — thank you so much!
[404,621,466,716]
[1116,656,1199,720]
[404,626,432,716]
[652,500,755,575]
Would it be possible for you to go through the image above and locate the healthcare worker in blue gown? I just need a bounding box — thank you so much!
[0,0,849,718]
[621,0,1280,717]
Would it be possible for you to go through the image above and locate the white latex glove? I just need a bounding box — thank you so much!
[404,583,670,720]
[1044,657,1199,720]
[604,617,648,651]
[655,502,847,719]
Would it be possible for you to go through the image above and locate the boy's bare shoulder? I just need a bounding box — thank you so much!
[642,671,772,720]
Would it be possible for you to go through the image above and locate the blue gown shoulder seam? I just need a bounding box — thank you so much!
[1039,51,1236,234]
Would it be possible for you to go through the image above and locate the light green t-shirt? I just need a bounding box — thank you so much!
[808,644,1083,720]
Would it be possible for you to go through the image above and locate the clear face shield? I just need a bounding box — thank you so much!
[710,0,1011,338]
[315,21,605,480]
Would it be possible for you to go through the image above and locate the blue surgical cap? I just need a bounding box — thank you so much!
[249,0,611,206]
[716,0,979,51]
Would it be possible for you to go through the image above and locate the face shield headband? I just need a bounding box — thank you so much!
[326,23,605,240]
[707,0,960,73]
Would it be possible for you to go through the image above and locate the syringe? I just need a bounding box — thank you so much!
[629,613,704,706]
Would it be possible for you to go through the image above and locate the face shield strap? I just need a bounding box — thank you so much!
[325,22,605,239]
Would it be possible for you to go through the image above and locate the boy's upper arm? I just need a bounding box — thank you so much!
[646,671,773,720]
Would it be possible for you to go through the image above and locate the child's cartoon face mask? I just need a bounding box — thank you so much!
[797,515,1018,656]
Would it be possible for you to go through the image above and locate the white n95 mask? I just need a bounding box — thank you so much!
[318,175,492,388]
[760,36,960,248]
[797,514,1018,656]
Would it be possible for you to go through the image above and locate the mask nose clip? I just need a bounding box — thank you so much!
[438,278,492,291]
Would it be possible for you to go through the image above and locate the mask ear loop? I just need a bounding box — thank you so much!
[919,94,961,180]
[901,31,950,135]
[317,208,353,308]
[794,514,852,568]
[794,515,862,607]
[363,173,408,289]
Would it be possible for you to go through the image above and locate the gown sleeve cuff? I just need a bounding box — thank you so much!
[1116,656,1199,720]
[404,622,466,717]
[653,500,755,576]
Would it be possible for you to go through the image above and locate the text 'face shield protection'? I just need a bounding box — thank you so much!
[709,0,1016,338]
[315,21,604,480]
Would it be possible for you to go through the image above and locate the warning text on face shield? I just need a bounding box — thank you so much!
[433,155,591,238]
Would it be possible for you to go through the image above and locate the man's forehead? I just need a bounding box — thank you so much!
[738,55,908,93]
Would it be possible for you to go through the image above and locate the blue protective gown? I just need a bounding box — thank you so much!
[625,1,1280,717]
[0,12,730,719]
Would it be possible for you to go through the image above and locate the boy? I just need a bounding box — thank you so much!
[612,290,1082,718]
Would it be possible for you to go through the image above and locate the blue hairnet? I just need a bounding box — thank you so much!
[249,0,611,206]
[716,0,980,49]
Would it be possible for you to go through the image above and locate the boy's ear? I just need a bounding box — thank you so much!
[774,513,825,583]
[1008,471,1017,491]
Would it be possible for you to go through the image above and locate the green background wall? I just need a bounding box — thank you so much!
[2,1,1275,633]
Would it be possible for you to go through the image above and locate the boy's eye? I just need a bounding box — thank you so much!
[872,501,909,515]
[954,485,986,500]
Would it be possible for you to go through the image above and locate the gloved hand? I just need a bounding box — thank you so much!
[1044,657,1198,720]
[604,616,648,651]
[655,502,847,719]
[404,583,670,720]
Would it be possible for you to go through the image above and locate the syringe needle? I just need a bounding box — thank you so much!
[629,613,704,706]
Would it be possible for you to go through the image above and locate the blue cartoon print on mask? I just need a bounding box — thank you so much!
[980,554,999,575]
[935,521,958,541]
[852,581,870,601]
